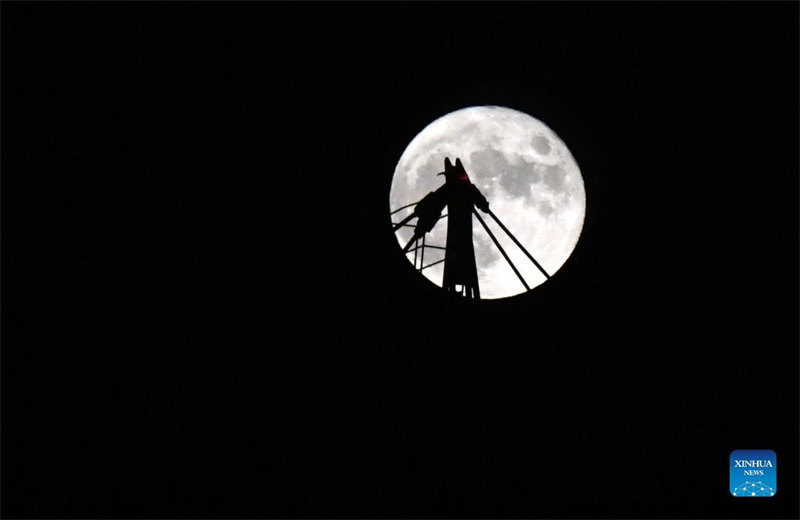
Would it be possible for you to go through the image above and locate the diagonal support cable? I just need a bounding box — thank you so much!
[392,212,417,232]
[405,244,446,252]
[405,244,445,254]
[486,208,550,280]
[420,258,445,271]
[390,202,418,215]
[473,209,530,291]
[402,235,419,253]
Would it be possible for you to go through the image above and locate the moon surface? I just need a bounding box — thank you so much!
[390,105,586,299]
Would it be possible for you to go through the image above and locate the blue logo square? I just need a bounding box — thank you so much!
[730,449,776,497]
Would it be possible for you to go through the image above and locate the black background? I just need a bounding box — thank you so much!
[2,2,798,518]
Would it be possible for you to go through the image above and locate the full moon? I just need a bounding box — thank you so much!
[389,105,586,299]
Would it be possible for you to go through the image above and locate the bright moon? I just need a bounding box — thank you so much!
[389,105,586,299]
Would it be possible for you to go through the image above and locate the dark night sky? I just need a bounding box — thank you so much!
[2,2,798,518]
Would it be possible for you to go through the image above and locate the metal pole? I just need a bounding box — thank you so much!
[420,258,445,271]
[414,234,419,269]
[473,209,530,291]
[420,235,425,273]
[486,209,550,280]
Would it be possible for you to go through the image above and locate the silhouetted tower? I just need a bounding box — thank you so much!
[392,156,551,299]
